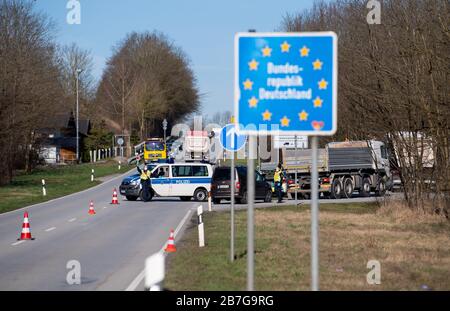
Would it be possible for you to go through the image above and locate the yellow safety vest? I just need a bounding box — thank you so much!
[274,169,281,182]
[140,171,151,180]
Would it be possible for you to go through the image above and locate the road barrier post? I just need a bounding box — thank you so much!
[197,205,205,247]
[145,252,165,291]
[42,179,46,196]
[91,169,94,182]
[208,191,212,212]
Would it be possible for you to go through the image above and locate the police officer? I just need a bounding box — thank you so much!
[137,164,152,201]
[274,164,285,203]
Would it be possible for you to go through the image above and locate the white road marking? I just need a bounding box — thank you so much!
[125,208,193,291]
[11,240,25,246]
[103,206,108,209]
[45,227,56,232]
[68,218,77,222]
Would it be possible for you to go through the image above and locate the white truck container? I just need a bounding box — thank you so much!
[184,131,210,162]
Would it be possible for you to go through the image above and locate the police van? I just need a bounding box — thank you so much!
[119,163,212,202]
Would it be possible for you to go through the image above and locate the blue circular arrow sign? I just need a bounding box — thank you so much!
[220,124,247,152]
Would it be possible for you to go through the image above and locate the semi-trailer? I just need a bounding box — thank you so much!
[260,140,392,199]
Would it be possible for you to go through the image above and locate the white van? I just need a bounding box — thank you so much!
[148,163,213,201]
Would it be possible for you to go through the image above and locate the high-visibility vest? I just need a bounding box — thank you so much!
[140,171,151,180]
[274,169,281,182]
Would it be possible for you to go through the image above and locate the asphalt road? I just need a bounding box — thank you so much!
[0,169,199,291]
[0,169,399,290]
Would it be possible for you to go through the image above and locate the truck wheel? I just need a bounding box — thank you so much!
[360,177,371,197]
[343,178,354,198]
[194,188,208,202]
[330,178,342,199]
[376,180,386,197]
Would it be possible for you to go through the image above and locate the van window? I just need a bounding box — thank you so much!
[193,166,208,176]
[153,166,169,178]
[213,167,230,180]
[172,166,192,177]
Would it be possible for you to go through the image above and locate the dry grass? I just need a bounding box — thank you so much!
[165,202,450,291]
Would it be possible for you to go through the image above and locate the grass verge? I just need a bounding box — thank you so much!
[0,161,129,214]
[165,202,450,290]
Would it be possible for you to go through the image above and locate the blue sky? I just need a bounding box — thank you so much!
[34,0,314,116]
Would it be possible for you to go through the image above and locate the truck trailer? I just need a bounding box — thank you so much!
[184,130,210,162]
[260,140,392,199]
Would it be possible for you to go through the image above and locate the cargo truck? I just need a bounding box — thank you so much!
[184,130,210,162]
[260,140,392,199]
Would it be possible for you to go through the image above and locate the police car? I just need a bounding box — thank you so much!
[119,163,212,202]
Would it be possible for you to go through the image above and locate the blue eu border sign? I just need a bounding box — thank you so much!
[234,32,337,136]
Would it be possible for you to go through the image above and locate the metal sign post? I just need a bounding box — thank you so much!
[235,32,337,292]
[219,123,246,263]
[247,135,256,291]
[295,135,298,205]
[230,149,235,262]
[311,136,319,290]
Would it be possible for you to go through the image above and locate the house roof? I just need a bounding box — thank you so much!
[40,112,90,136]
[78,119,91,136]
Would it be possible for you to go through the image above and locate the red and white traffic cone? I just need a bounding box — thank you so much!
[111,188,120,205]
[164,229,177,253]
[88,200,96,215]
[18,211,34,240]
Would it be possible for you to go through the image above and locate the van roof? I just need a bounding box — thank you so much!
[155,162,211,166]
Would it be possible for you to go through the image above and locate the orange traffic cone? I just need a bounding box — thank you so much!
[88,200,96,215]
[164,229,177,253]
[110,188,120,205]
[18,211,34,240]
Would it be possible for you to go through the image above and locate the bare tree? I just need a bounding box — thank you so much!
[281,0,449,216]
[59,43,95,118]
[0,0,66,181]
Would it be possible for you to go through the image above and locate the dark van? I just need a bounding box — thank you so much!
[211,166,272,204]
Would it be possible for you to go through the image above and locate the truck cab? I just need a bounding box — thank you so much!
[144,138,167,163]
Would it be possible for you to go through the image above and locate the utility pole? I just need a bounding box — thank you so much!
[163,119,168,144]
